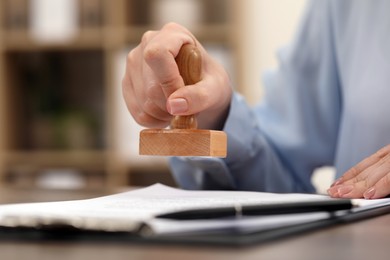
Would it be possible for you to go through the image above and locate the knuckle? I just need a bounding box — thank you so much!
[162,22,181,31]
[375,174,390,198]
[346,166,358,178]
[375,145,390,158]
[126,49,136,65]
[143,44,164,63]
[134,109,156,128]
[141,99,170,121]
[162,22,192,36]
[141,30,155,45]
[137,111,149,123]
[362,178,371,189]
[137,111,169,128]
[136,112,153,127]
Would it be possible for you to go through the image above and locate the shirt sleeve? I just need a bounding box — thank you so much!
[170,0,341,193]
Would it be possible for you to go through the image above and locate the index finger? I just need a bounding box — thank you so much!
[143,24,195,99]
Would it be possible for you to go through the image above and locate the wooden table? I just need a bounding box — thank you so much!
[0,187,389,260]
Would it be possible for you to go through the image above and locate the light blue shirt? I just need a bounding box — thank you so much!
[170,0,390,193]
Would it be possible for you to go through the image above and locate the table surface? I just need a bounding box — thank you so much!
[0,187,389,260]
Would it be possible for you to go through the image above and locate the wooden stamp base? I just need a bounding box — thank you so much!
[139,129,227,157]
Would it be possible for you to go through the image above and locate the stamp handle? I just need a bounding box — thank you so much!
[170,44,202,129]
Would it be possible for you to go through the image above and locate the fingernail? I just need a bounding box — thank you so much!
[331,177,343,187]
[337,185,354,196]
[327,188,337,197]
[363,187,376,199]
[327,186,342,198]
[167,98,188,115]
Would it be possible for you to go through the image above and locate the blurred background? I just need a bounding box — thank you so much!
[0,0,332,192]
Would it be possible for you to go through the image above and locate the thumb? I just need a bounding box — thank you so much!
[166,80,213,116]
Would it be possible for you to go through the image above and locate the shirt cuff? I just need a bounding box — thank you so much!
[223,93,264,167]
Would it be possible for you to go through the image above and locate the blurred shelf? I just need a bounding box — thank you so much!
[4,150,107,169]
[125,24,233,44]
[0,0,238,189]
[1,28,105,51]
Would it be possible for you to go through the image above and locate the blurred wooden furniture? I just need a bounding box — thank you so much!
[0,187,389,260]
[0,0,238,188]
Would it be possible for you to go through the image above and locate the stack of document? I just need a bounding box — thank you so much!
[0,184,389,237]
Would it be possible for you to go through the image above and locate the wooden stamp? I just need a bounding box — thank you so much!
[139,44,227,157]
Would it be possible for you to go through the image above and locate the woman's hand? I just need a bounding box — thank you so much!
[122,23,232,131]
[327,144,390,199]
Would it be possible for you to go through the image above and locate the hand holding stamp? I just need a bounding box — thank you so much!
[139,44,227,157]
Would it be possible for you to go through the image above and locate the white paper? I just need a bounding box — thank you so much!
[1,184,389,235]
